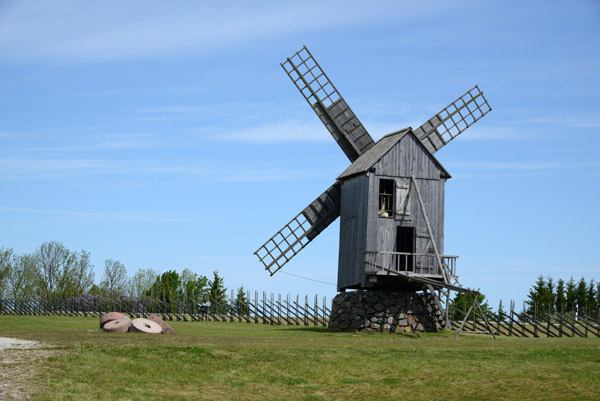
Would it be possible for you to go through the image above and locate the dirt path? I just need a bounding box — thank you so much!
[0,338,58,400]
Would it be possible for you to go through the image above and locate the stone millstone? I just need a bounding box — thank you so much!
[148,314,176,335]
[100,312,128,328]
[103,317,132,333]
[130,318,162,334]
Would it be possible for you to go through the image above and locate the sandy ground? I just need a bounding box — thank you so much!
[0,338,57,400]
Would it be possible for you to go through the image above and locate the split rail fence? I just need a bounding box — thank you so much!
[0,292,330,326]
[1,294,599,337]
[450,300,600,338]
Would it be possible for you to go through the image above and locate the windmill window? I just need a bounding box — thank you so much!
[378,179,394,218]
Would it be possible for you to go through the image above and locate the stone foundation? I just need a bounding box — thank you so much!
[328,290,443,333]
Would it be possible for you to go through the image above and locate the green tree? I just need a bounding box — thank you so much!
[576,277,588,313]
[449,291,492,320]
[565,277,577,312]
[36,241,74,298]
[70,250,94,296]
[208,270,227,308]
[128,268,159,297]
[526,275,548,314]
[101,259,128,298]
[596,281,600,314]
[587,279,597,313]
[89,284,102,296]
[555,278,566,313]
[0,247,14,298]
[179,268,208,303]
[545,277,556,313]
[8,253,41,299]
[234,285,250,315]
[148,270,181,302]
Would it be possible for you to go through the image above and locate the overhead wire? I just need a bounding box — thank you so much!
[279,271,336,286]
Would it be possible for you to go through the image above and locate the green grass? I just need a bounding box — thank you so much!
[1,315,599,400]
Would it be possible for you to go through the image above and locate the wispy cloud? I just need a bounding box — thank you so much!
[4,133,163,153]
[0,206,211,224]
[447,160,600,178]
[518,115,600,128]
[0,156,324,182]
[0,1,439,63]
[455,126,550,141]
[216,120,330,143]
[447,160,600,170]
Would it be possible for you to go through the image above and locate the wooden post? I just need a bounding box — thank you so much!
[508,301,514,336]
[411,175,450,285]
[559,305,564,337]
[254,291,259,324]
[497,300,502,336]
[534,301,538,337]
[454,300,476,339]
[304,295,309,325]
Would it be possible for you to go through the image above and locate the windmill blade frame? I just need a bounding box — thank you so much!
[282,46,375,162]
[414,85,492,154]
[254,182,341,275]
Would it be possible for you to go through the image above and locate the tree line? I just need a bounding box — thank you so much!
[0,241,248,308]
[526,275,599,315]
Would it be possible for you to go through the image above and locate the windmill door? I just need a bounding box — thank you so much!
[396,226,414,272]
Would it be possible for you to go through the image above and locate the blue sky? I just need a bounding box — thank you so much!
[1,0,599,309]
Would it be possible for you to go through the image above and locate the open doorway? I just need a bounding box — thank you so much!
[396,226,414,271]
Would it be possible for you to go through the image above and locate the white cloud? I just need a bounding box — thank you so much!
[0,206,210,224]
[0,1,477,63]
[0,156,324,183]
[447,160,600,170]
[216,120,330,143]
[4,133,163,153]
[447,159,600,178]
[518,115,600,128]
[0,1,443,63]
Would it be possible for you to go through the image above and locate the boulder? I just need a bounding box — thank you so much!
[148,314,176,335]
[103,317,132,333]
[100,312,127,328]
[130,318,162,334]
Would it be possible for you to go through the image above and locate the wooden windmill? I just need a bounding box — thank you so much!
[254,46,492,328]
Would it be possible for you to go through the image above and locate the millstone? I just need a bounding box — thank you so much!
[103,317,132,333]
[130,318,162,334]
[147,314,176,335]
[100,312,127,328]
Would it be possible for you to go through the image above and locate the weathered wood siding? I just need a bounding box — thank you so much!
[372,133,446,274]
[338,175,369,290]
[338,131,448,289]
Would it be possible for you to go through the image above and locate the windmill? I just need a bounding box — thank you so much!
[254,46,492,331]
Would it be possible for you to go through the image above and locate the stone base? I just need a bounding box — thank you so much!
[328,290,443,333]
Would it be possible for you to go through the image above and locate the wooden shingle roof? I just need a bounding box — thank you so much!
[337,127,451,180]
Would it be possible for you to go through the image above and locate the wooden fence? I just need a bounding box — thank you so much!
[0,292,330,326]
[450,300,600,338]
[2,294,599,337]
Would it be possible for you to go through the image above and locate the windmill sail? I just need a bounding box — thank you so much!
[414,85,492,154]
[282,46,375,162]
[254,182,341,275]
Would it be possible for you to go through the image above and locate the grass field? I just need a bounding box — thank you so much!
[1,316,599,400]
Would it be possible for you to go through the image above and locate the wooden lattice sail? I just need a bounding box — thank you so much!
[413,85,492,154]
[281,46,375,162]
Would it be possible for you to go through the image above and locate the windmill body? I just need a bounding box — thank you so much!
[337,128,452,291]
[254,46,491,330]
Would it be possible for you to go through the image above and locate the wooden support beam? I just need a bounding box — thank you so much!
[411,174,450,284]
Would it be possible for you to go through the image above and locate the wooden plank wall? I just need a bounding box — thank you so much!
[367,133,446,276]
[338,175,369,290]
